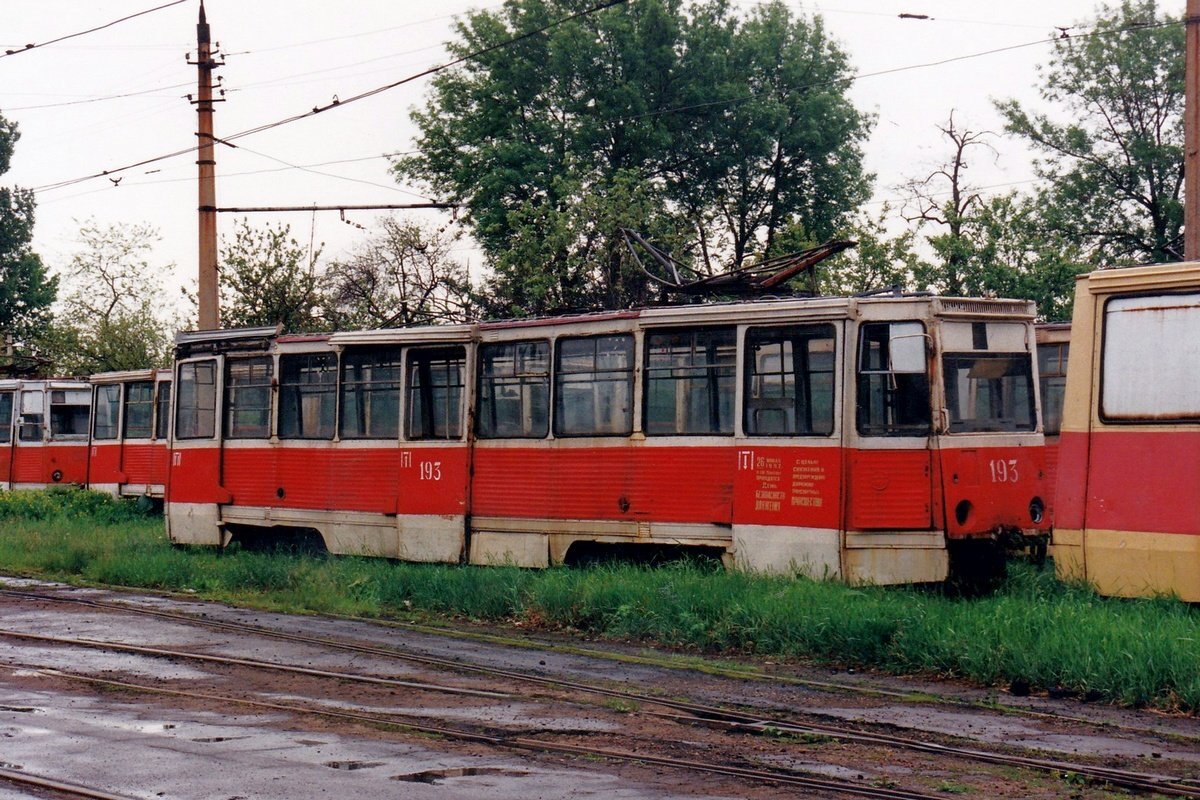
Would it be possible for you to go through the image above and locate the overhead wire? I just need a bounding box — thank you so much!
[1,81,192,111]
[0,0,189,60]
[31,0,630,193]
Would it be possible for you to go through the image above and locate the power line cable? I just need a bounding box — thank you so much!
[31,0,630,193]
[0,0,189,59]
[1,81,192,111]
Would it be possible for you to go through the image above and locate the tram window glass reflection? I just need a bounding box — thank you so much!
[406,347,466,440]
[943,354,1036,433]
[93,385,121,441]
[0,392,11,444]
[856,322,931,436]
[155,381,172,440]
[279,353,337,440]
[645,328,735,436]
[18,390,43,442]
[176,361,217,439]
[554,335,633,437]
[124,381,155,438]
[50,389,90,439]
[1102,293,1200,420]
[224,357,273,439]
[745,325,835,436]
[340,348,402,439]
[477,340,550,439]
[1037,342,1068,436]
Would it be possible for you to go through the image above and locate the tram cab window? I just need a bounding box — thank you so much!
[224,357,274,439]
[856,322,931,436]
[744,325,836,436]
[49,390,90,439]
[124,381,155,439]
[93,385,121,441]
[477,340,549,439]
[0,392,13,444]
[279,353,337,439]
[155,381,172,440]
[340,348,402,439]
[554,335,633,437]
[18,390,43,442]
[1102,293,1200,420]
[943,354,1035,433]
[1037,343,1068,436]
[176,361,217,439]
[406,347,466,440]
[645,328,735,436]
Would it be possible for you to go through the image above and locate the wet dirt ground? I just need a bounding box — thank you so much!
[0,577,1196,799]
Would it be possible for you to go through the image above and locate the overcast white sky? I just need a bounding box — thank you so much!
[0,0,1184,313]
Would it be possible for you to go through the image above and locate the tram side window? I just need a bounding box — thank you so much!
[124,381,155,439]
[554,335,634,437]
[340,348,402,439]
[0,392,13,444]
[856,322,931,436]
[406,347,466,440]
[1037,343,1068,436]
[50,390,90,439]
[177,361,217,439]
[225,357,273,439]
[93,385,121,441]
[155,381,172,440]
[477,340,550,439]
[279,353,337,439]
[943,354,1035,433]
[645,328,735,436]
[1102,293,1200,419]
[18,390,43,442]
[745,325,836,436]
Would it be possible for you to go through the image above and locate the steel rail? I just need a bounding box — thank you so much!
[0,765,135,800]
[4,588,1198,797]
[37,668,947,800]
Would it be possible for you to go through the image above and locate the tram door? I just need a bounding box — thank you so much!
[846,320,934,531]
[0,390,12,487]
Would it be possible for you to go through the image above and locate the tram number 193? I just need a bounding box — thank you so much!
[988,459,1019,484]
[419,461,442,481]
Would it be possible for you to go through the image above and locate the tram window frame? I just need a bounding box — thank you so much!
[476,340,550,439]
[644,327,736,436]
[224,357,274,439]
[1037,343,1068,436]
[176,361,218,440]
[744,324,836,437]
[1100,292,1200,422]
[49,389,90,439]
[553,334,634,437]
[0,391,11,444]
[279,352,337,440]
[405,346,466,441]
[155,381,172,440]
[942,353,1036,433]
[92,385,122,441]
[855,321,932,437]
[17,390,43,442]
[123,381,156,439]
[340,348,403,440]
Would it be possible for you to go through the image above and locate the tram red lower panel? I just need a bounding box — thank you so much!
[122,442,169,488]
[1074,430,1200,536]
[939,445,1049,537]
[11,444,89,486]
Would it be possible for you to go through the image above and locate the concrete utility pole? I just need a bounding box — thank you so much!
[1187,0,1200,260]
[193,0,221,329]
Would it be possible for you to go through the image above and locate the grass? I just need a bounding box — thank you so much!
[1,490,1199,713]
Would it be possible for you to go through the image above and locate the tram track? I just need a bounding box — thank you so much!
[3,586,1198,798]
[0,765,136,800]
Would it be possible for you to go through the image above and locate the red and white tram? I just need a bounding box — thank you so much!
[165,295,1051,585]
[87,369,173,500]
[0,379,92,489]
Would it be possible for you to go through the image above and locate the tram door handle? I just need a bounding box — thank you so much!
[937,407,950,435]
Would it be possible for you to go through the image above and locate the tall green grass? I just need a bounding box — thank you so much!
[1,490,1197,711]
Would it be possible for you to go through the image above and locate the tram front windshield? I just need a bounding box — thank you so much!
[942,353,1035,433]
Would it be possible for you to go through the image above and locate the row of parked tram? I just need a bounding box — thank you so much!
[1,266,1197,600]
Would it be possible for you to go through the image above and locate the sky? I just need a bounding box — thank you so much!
[0,0,1185,313]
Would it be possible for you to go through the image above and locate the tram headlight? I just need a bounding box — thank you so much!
[1029,497,1045,524]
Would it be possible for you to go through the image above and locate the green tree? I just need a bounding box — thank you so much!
[44,221,176,374]
[219,219,327,331]
[325,217,476,327]
[0,113,57,349]
[818,206,921,296]
[398,0,871,314]
[996,0,1183,265]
